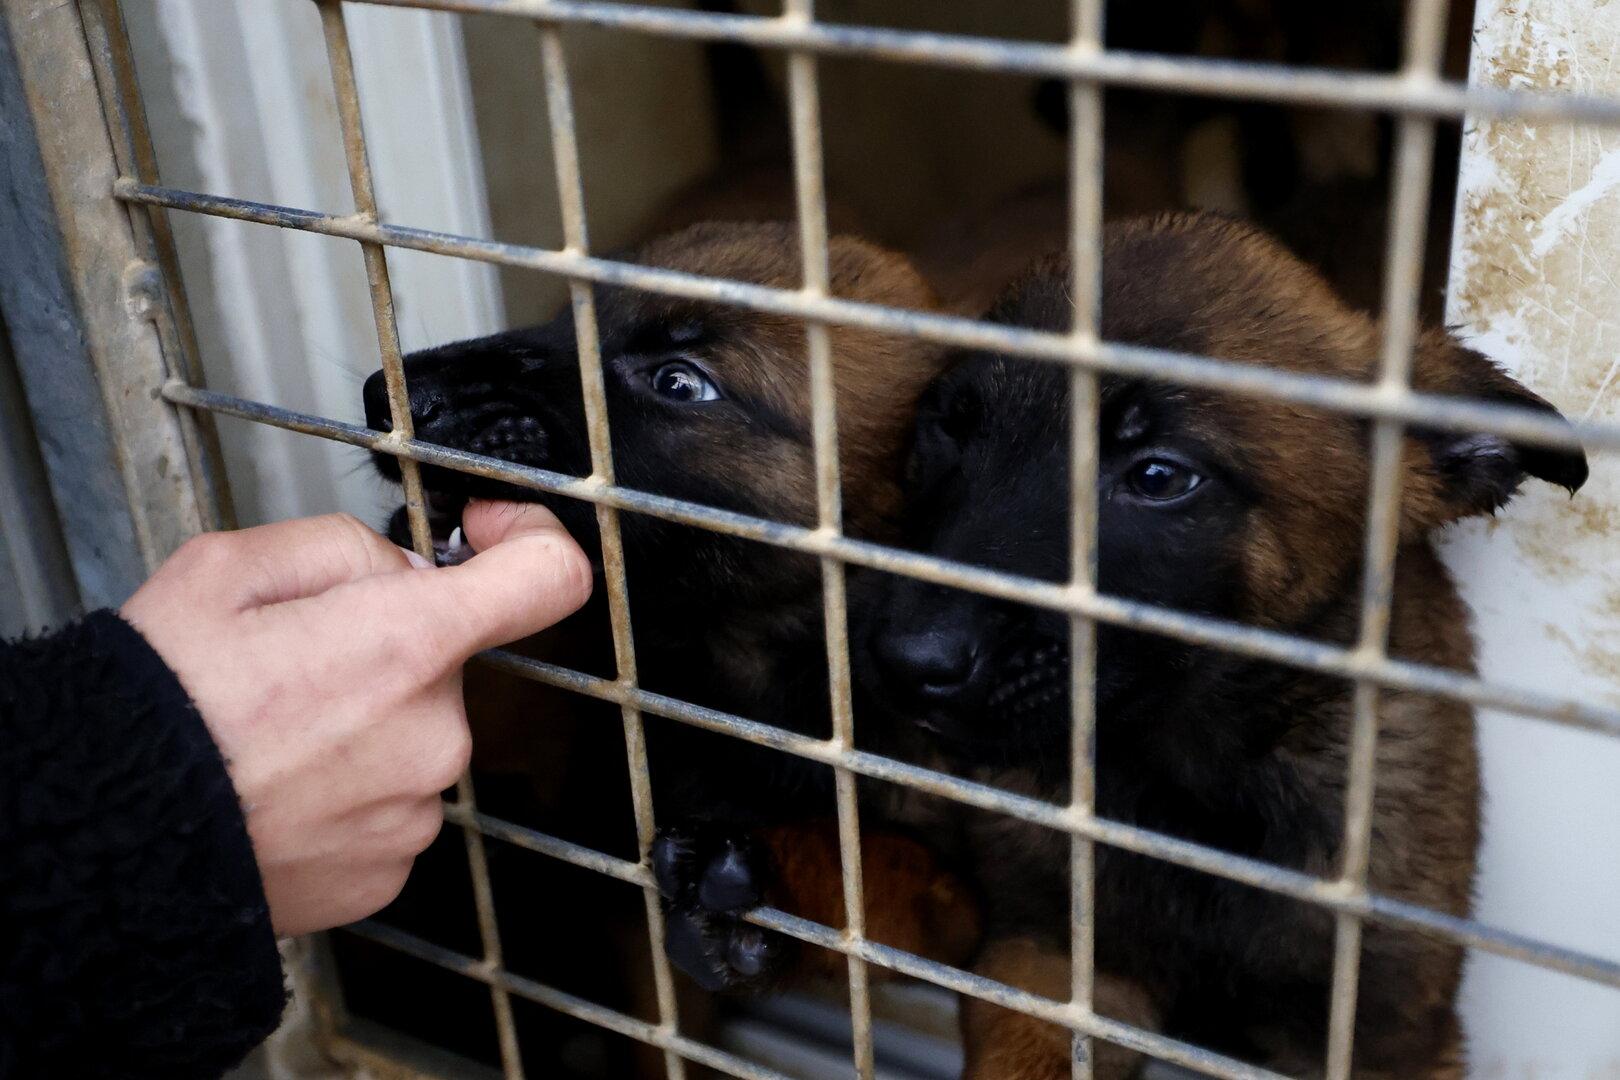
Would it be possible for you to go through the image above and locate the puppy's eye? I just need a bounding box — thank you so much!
[1126,458,1203,502]
[650,361,721,403]
[916,388,978,452]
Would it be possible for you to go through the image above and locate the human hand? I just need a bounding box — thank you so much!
[121,500,591,937]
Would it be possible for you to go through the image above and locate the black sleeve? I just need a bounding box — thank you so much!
[0,610,287,1080]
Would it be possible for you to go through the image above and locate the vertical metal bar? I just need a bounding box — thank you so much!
[1324,2,1449,1076]
[1066,1,1105,1076]
[314,5,525,1077]
[533,16,687,1080]
[81,0,236,533]
[316,1,434,560]
[781,2,875,1075]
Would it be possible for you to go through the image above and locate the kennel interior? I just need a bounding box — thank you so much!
[1,0,1619,1077]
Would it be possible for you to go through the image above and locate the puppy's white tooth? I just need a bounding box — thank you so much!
[448,526,465,552]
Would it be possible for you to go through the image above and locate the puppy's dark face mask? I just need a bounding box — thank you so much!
[363,298,839,618]
[363,316,587,559]
[859,214,1587,766]
[860,356,1252,760]
[362,221,944,611]
[361,304,769,565]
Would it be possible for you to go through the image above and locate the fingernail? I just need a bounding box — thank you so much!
[402,547,434,570]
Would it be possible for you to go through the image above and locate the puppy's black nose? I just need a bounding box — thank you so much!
[362,370,393,432]
[871,627,980,699]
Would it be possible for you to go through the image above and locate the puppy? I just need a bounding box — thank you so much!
[362,221,980,1001]
[858,214,1587,1077]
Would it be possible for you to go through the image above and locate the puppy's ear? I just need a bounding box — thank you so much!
[1410,332,1588,522]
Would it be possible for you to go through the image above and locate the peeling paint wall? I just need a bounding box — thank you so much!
[1443,1,1620,1073]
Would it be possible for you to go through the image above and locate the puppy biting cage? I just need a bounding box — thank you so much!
[5,0,1620,1077]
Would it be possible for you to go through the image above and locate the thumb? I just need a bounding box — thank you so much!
[429,499,595,653]
[458,499,574,559]
[288,499,594,664]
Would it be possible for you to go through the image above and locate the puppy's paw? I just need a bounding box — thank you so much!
[652,824,793,992]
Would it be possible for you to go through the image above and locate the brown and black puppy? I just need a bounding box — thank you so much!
[855,214,1587,1077]
[361,221,980,998]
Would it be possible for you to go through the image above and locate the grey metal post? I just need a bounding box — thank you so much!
[0,0,224,608]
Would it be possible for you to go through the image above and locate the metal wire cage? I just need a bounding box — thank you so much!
[4,0,1620,1077]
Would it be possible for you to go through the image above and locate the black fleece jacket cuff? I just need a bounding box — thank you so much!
[0,610,287,1079]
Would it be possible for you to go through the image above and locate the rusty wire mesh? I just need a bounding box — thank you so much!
[81,0,1620,1077]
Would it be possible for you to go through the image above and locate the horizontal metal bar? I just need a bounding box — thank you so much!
[742,908,1286,1080]
[349,898,1282,1080]
[341,920,792,1080]
[467,649,1620,994]
[439,787,1620,1079]
[358,823,1240,1078]
[434,799,1279,1079]
[330,0,1620,126]
[440,800,648,887]
[320,1025,502,1080]
[119,179,1620,456]
[166,381,1620,740]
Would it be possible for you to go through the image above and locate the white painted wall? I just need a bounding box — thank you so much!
[1445,1,1620,1074]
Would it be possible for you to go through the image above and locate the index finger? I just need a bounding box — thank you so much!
[169,513,415,611]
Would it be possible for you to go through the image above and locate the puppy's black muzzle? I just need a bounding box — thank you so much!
[361,326,593,551]
[859,572,1075,761]
[859,581,1002,740]
[870,624,982,701]
[865,586,987,707]
[364,374,559,474]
